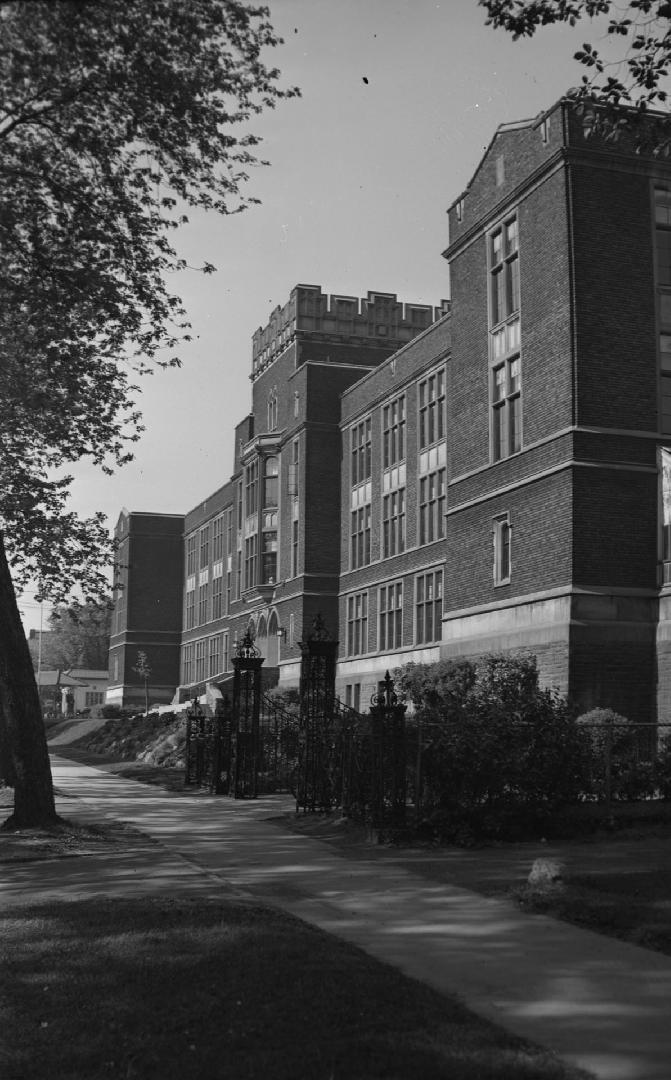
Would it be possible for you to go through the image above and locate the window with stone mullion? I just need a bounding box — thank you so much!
[490,215,521,462]
[347,592,368,656]
[382,490,405,557]
[379,582,402,650]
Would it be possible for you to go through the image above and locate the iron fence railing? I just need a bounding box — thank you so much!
[404,715,671,823]
[185,642,671,830]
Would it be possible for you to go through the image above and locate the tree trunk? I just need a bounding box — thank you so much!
[0,531,58,827]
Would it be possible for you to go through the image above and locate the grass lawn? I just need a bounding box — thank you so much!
[51,745,671,965]
[1,896,590,1080]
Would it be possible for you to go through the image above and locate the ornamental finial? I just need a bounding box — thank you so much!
[235,628,261,659]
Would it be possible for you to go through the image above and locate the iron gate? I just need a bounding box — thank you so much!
[295,617,407,826]
[185,616,407,827]
[184,696,231,794]
[185,630,298,797]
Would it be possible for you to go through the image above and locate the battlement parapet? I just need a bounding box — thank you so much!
[251,284,449,379]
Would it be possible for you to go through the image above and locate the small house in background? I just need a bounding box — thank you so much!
[35,670,80,721]
[63,669,109,715]
[34,668,109,720]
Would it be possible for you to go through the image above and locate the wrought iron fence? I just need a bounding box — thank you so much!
[576,719,671,811]
[186,613,671,830]
[184,698,229,794]
[405,714,671,824]
[257,692,300,794]
[185,691,298,797]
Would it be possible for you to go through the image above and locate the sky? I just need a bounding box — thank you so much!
[19,0,614,628]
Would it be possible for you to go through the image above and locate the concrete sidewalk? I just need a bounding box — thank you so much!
[5,755,671,1080]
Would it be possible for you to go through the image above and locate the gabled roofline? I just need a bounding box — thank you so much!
[446,96,569,216]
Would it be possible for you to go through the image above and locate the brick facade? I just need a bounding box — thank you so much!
[109,98,671,724]
[443,97,670,722]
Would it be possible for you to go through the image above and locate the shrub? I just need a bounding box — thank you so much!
[577,708,657,801]
[656,734,671,800]
[396,659,476,719]
[398,653,592,842]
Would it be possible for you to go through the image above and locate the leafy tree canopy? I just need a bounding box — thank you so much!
[481,1,671,142]
[41,603,113,670]
[0,0,297,603]
[0,0,296,827]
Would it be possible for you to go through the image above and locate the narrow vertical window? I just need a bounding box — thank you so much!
[198,578,209,625]
[186,534,197,577]
[212,571,223,619]
[261,456,279,585]
[382,395,405,470]
[209,634,222,678]
[182,643,194,685]
[245,461,259,518]
[185,587,196,630]
[267,388,278,431]
[195,639,207,683]
[350,505,372,569]
[290,438,299,577]
[382,490,405,557]
[199,525,210,570]
[490,216,521,460]
[493,514,512,585]
[212,515,224,563]
[419,468,446,545]
[418,370,446,450]
[244,535,257,591]
[415,570,443,645]
[346,592,368,656]
[379,582,403,651]
[351,417,372,487]
[291,519,299,577]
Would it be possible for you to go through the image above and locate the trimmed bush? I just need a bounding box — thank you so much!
[656,734,671,801]
[397,654,592,842]
[577,708,658,802]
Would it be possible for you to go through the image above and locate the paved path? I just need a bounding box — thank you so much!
[5,755,671,1080]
